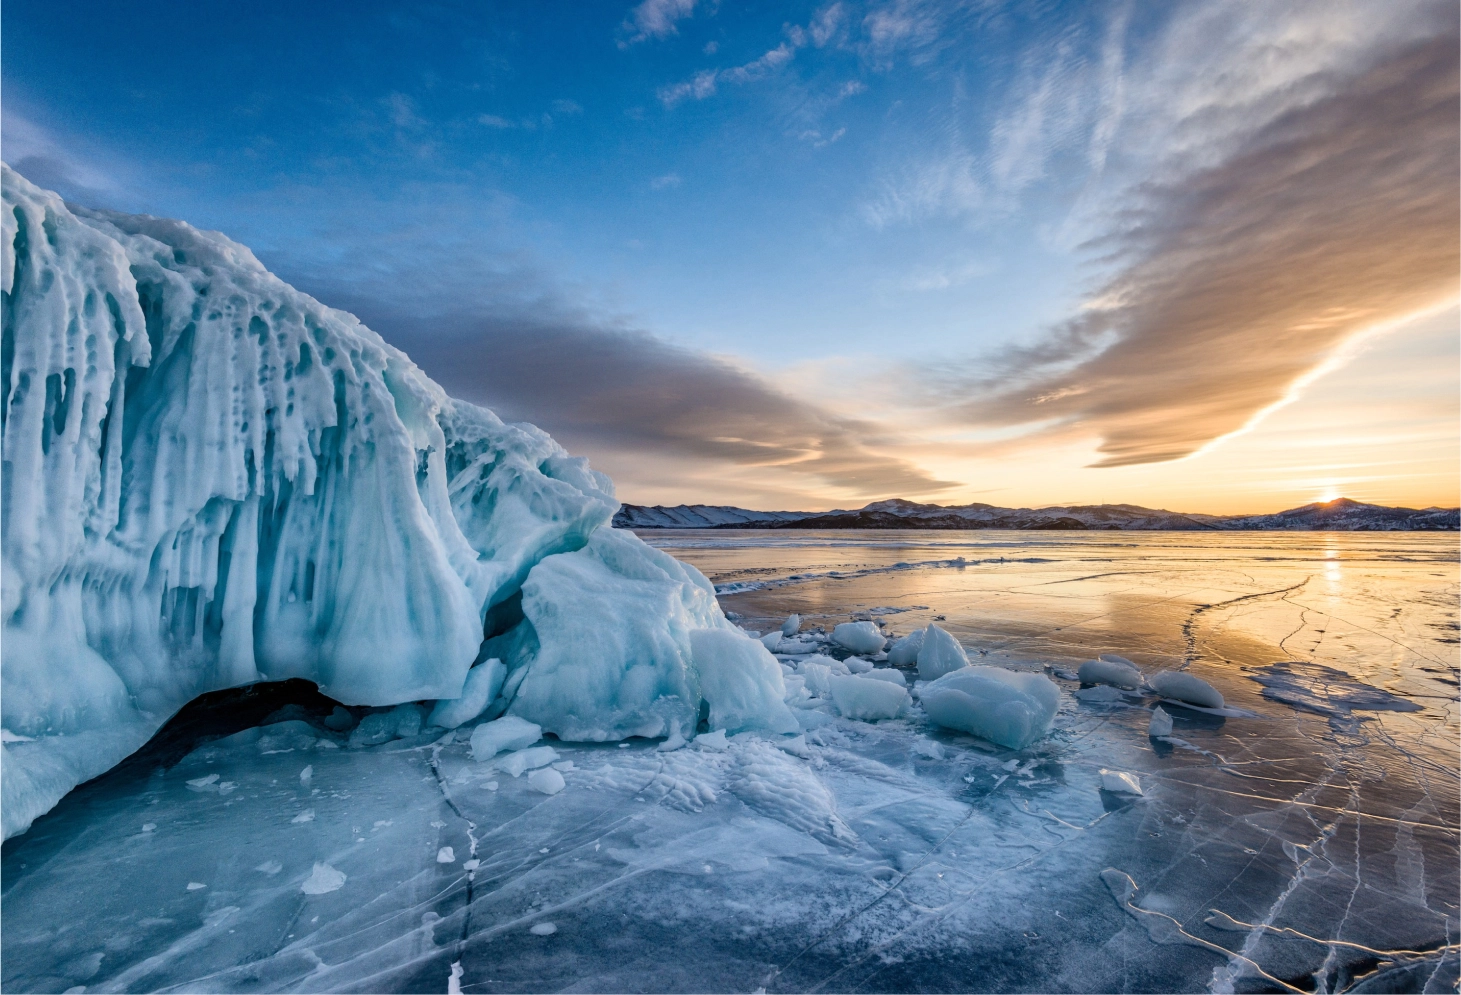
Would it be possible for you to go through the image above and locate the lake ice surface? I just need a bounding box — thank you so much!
[3,530,1456,993]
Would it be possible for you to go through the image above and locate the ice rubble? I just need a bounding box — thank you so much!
[0,165,784,838]
[919,666,1060,750]
[1078,656,1142,689]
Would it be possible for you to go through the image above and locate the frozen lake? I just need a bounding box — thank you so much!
[3,530,1457,993]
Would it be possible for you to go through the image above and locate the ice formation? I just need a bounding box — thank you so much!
[470,716,542,761]
[1148,705,1173,737]
[916,624,969,680]
[1077,657,1142,689]
[886,627,925,665]
[919,666,1060,750]
[1147,671,1224,709]
[827,673,907,720]
[0,166,786,838]
[830,620,885,654]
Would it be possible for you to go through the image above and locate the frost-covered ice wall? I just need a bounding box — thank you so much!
[0,165,770,839]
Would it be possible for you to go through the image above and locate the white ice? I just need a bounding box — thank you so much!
[916,624,969,681]
[827,674,908,721]
[1147,671,1224,709]
[886,628,925,666]
[780,614,801,636]
[831,621,885,655]
[1148,705,1173,737]
[470,716,543,761]
[919,666,1060,750]
[1077,657,1142,689]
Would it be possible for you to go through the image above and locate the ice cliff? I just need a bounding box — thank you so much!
[0,165,778,839]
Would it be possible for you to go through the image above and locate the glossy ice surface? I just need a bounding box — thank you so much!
[4,530,1457,993]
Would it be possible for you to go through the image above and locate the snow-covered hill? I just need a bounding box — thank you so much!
[616,497,1459,531]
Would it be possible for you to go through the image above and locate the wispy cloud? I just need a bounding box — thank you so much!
[478,114,516,129]
[551,99,584,115]
[649,172,682,190]
[861,149,982,228]
[657,6,845,108]
[939,4,1460,468]
[621,0,697,46]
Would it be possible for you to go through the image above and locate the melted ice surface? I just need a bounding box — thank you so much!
[4,531,1455,992]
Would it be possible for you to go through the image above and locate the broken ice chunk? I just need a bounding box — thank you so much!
[917,624,969,681]
[255,860,283,875]
[301,862,346,894]
[528,768,566,795]
[887,628,925,666]
[530,922,557,936]
[759,632,783,652]
[920,667,1060,750]
[437,847,456,863]
[694,729,729,751]
[1077,657,1142,689]
[186,882,207,890]
[859,668,907,687]
[299,765,313,786]
[832,621,886,655]
[690,628,799,735]
[842,656,875,674]
[1147,671,1224,709]
[471,716,543,761]
[1148,705,1174,737]
[429,659,507,730]
[1100,769,1143,795]
[291,809,315,824]
[495,745,559,777]
[828,674,908,721]
[1074,685,1126,703]
[781,614,802,636]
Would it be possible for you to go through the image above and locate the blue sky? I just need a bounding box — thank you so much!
[6,0,1457,511]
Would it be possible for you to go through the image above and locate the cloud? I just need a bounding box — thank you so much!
[941,9,1460,468]
[621,0,697,45]
[477,114,516,129]
[658,69,719,107]
[649,172,682,190]
[860,149,983,228]
[550,99,584,115]
[304,283,955,497]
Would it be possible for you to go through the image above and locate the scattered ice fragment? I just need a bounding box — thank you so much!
[299,765,313,786]
[429,659,507,730]
[551,760,575,770]
[917,624,970,681]
[617,743,631,748]
[860,668,907,686]
[464,859,480,870]
[528,768,566,795]
[431,821,447,828]
[781,614,802,636]
[484,781,499,791]
[530,922,557,936]
[831,621,886,654]
[141,823,156,832]
[912,738,945,760]
[828,674,908,721]
[694,729,729,751]
[887,628,925,666]
[656,719,687,752]
[373,820,392,829]
[301,862,347,894]
[186,882,206,891]
[256,860,283,875]
[1149,706,1174,737]
[776,735,810,757]
[842,656,874,674]
[185,774,219,791]
[291,809,315,824]
[920,667,1060,750]
[449,961,464,995]
[437,847,456,863]
[1,730,35,743]
[1147,671,1224,709]
[495,745,559,777]
[759,632,783,652]
[1077,657,1142,689]
[470,716,543,761]
[217,781,237,795]
[1100,769,1143,795]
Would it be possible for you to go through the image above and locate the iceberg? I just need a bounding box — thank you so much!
[919,666,1060,750]
[0,165,786,838]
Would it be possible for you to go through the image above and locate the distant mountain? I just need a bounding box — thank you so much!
[614,497,1459,531]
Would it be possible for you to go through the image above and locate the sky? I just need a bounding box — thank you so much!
[5,0,1457,514]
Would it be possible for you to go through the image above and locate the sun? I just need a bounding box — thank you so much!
[1318,486,1341,503]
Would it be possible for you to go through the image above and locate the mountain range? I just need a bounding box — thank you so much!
[614,497,1460,531]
